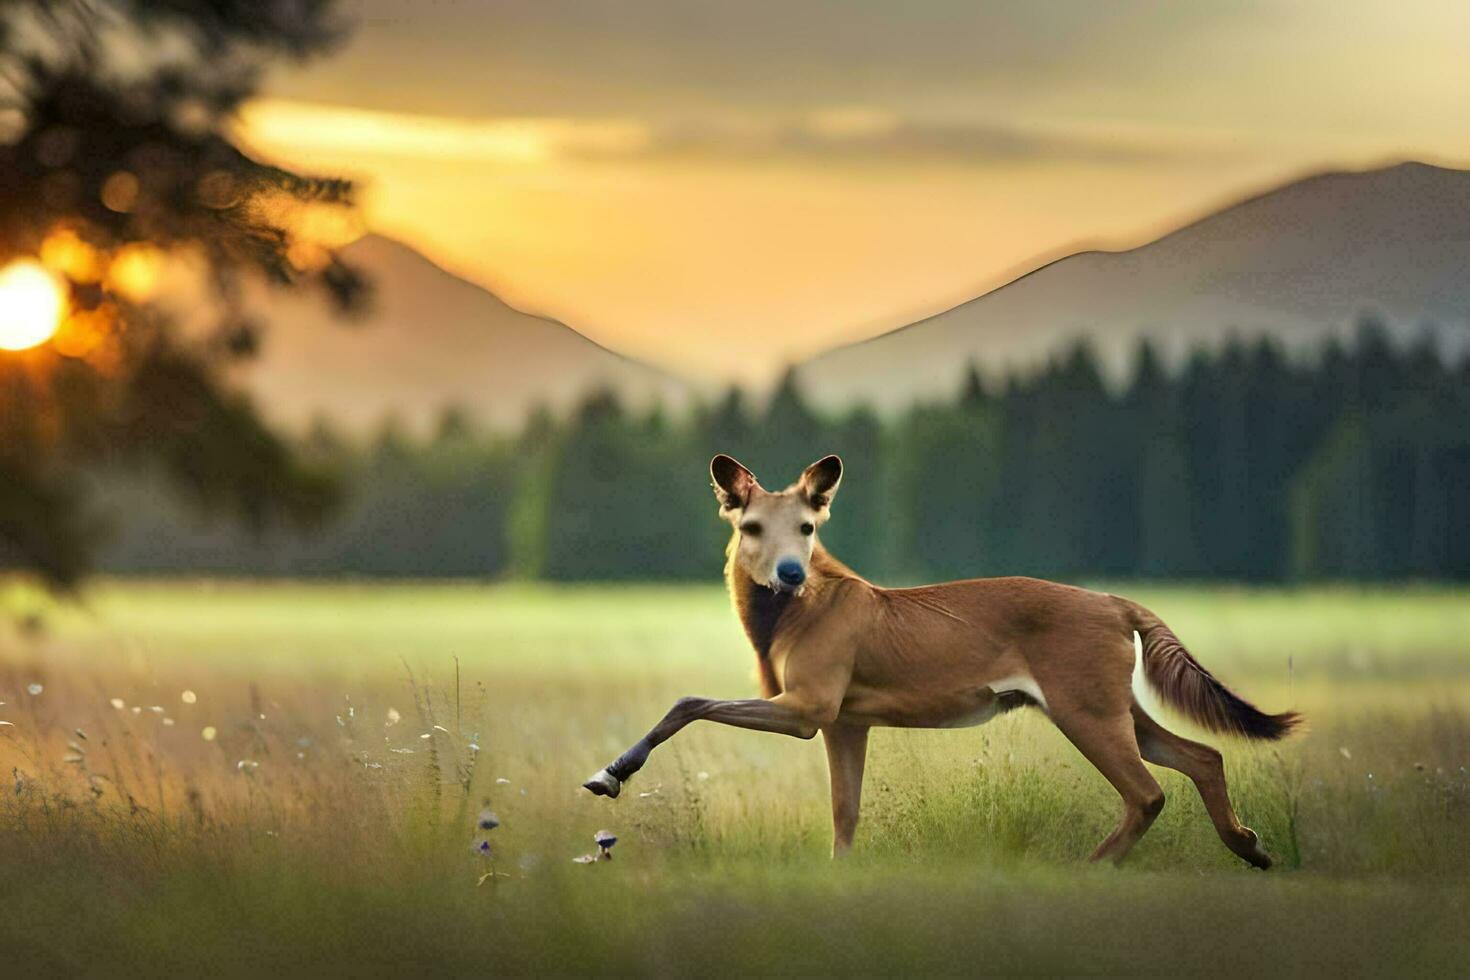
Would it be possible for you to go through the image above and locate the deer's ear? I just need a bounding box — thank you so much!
[710,455,757,513]
[800,455,842,513]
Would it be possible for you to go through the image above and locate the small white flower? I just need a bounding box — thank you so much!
[181,690,197,705]
[26,683,42,696]
[697,771,710,781]
[161,717,176,727]
[385,707,401,726]
[109,698,126,710]
[495,777,511,785]
[201,726,217,741]
[237,759,259,773]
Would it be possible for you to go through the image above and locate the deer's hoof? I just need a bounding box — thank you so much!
[1239,827,1272,870]
[583,769,621,799]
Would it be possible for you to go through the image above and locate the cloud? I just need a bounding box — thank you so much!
[237,99,652,165]
[275,1,1260,119]
[616,110,1244,167]
[241,98,1251,170]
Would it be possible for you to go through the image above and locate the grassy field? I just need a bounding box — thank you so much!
[1,580,1469,975]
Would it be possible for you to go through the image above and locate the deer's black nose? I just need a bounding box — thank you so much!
[776,559,805,586]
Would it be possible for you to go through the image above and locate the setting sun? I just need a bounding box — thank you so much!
[0,258,66,351]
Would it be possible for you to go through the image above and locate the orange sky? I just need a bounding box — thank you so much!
[244,2,1470,383]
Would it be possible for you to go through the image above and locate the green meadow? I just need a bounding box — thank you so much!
[1,581,1468,975]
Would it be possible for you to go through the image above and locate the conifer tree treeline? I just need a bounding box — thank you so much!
[97,318,1470,582]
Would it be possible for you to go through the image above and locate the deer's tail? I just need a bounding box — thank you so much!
[1120,600,1302,741]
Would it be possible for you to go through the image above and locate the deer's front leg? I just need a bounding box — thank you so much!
[583,692,836,798]
[822,723,869,857]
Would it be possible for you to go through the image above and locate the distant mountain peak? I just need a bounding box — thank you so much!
[246,234,688,432]
[798,160,1470,411]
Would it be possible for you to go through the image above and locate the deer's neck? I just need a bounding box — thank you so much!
[731,573,792,660]
[723,540,859,670]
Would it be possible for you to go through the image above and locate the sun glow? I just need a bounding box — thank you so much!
[0,258,67,351]
[105,243,164,303]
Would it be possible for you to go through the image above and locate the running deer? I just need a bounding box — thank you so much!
[584,454,1300,866]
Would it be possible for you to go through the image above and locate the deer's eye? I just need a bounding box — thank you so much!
[740,522,762,537]
[800,522,815,536]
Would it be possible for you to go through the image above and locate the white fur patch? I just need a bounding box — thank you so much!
[990,674,1049,712]
[934,674,1048,728]
[1130,630,1165,721]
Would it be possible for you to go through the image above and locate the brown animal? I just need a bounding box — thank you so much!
[584,454,1300,866]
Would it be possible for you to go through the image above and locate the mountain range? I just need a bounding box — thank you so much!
[244,234,687,432]
[798,161,1470,411]
[243,161,1470,427]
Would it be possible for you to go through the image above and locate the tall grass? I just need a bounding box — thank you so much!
[1,580,1468,974]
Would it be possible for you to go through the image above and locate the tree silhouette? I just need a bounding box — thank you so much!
[0,0,366,588]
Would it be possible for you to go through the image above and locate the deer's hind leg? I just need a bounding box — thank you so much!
[1046,698,1165,865]
[1131,703,1272,869]
[1033,630,1165,865]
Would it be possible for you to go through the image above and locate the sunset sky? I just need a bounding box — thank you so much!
[243,1,1470,383]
